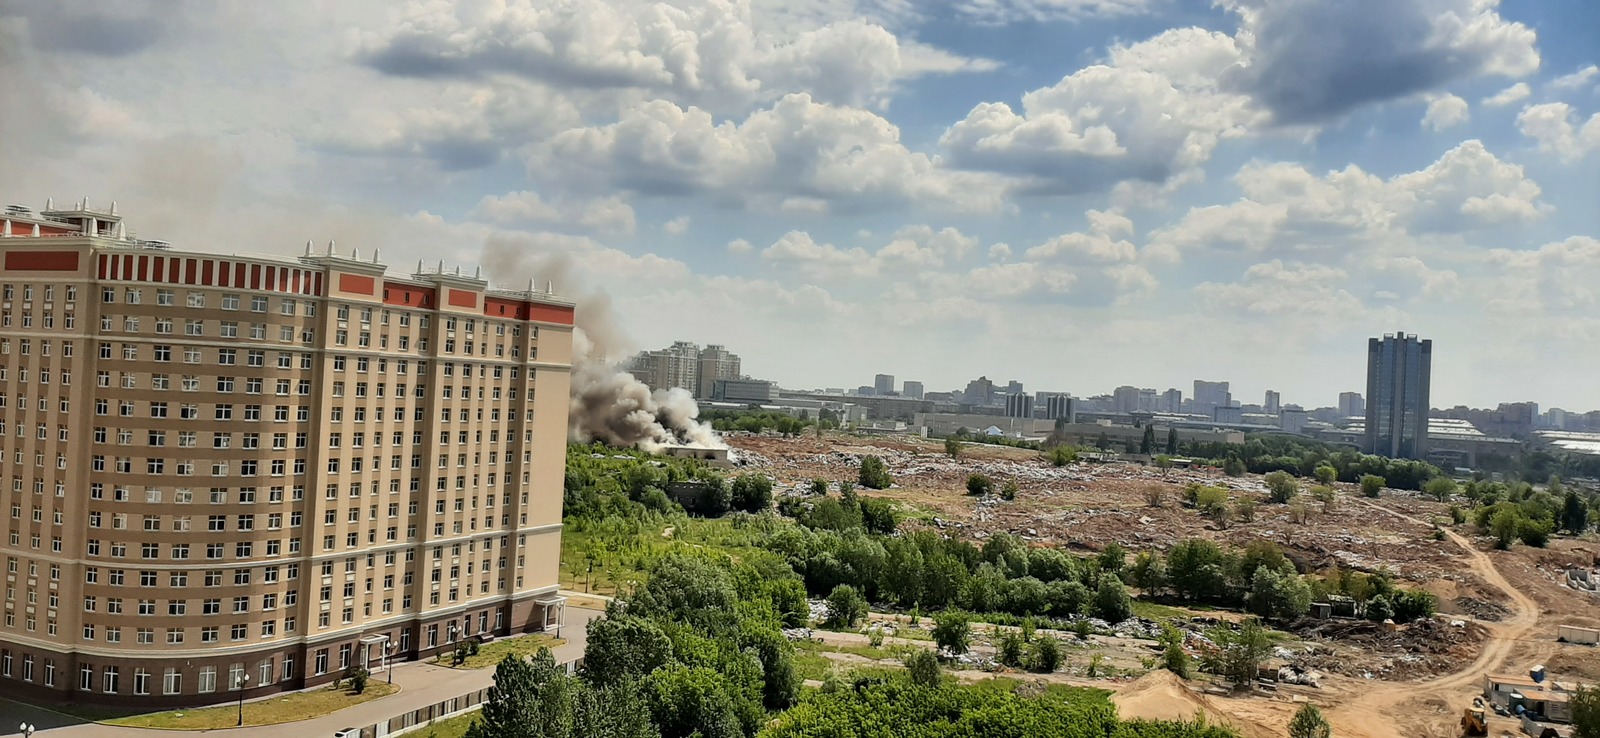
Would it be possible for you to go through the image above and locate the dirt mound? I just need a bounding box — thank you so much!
[1451,597,1510,622]
[1112,669,1281,738]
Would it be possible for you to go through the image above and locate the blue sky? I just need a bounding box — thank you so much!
[2,0,1597,410]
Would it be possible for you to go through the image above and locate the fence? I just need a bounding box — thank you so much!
[353,657,583,738]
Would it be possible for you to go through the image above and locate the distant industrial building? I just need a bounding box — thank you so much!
[1113,385,1140,414]
[874,373,896,396]
[1041,394,1077,423]
[1005,392,1032,418]
[1214,404,1243,424]
[963,376,997,406]
[1365,330,1432,459]
[1338,391,1364,418]
[1264,390,1281,415]
[902,380,924,400]
[1328,418,1515,467]
[1005,380,1024,395]
[712,378,779,404]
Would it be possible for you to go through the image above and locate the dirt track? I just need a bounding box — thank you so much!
[1230,500,1547,738]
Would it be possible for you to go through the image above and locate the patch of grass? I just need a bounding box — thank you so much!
[1130,599,1192,620]
[434,634,566,669]
[793,651,832,682]
[408,709,482,738]
[90,683,399,730]
[793,638,913,662]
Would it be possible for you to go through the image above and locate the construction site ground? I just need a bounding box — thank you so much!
[729,432,1600,738]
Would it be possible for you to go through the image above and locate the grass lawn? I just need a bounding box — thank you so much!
[81,682,399,730]
[1129,599,1193,621]
[408,709,482,738]
[433,634,566,669]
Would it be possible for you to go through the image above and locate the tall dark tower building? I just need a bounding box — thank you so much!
[1365,331,1432,459]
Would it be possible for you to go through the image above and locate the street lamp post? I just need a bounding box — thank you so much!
[235,673,251,726]
[20,722,35,738]
[386,642,395,685]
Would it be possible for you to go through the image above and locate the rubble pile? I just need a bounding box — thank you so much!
[1288,617,1489,680]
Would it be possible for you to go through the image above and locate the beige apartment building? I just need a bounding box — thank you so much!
[0,201,574,706]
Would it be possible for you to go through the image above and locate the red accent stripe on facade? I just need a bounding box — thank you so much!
[447,288,477,308]
[382,281,435,307]
[338,273,376,295]
[3,250,80,271]
[525,302,576,325]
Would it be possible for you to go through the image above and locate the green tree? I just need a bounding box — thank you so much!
[1359,474,1385,498]
[1264,471,1298,504]
[931,610,971,655]
[1213,618,1273,688]
[823,584,867,629]
[999,480,1019,501]
[1519,515,1554,548]
[944,438,962,459]
[809,478,828,495]
[765,579,810,629]
[1128,550,1167,594]
[1166,427,1179,455]
[1221,455,1246,477]
[473,649,573,738]
[1490,507,1522,549]
[1561,490,1590,535]
[1313,464,1337,485]
[646,663,745,738]
[728,474,773,513]
[1288,704,1333,738]
[1030,637,1062,672]
[583,616,673,688]
[858,496,898,535]
[1423,476,1457,503]
[1093,575,1133,623]
[1572,685,1600,738]
[858,456,893,490]
[348,666,369,694]
[1047,445,1077,467]
[1141,425,1157,455]
[966,473,994,497]
[904,650,941,686]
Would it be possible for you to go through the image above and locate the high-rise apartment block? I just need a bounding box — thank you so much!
[696,345,741,399]
[628,342,741,399]
[1365,331,1432,459]
[1263,390,1280,415]
[873,374,895,396]
[901,381,924,400]
[0,202,574,705]
[1193,380,1230,417]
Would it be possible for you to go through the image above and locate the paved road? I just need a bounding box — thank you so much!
[0,607,600,738]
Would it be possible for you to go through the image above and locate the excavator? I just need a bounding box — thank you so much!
[1461,697,1488,737]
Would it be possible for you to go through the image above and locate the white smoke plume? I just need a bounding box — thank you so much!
[481,235,726,452]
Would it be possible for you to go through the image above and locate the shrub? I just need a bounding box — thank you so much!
[1289,704,1332,738]
[904,650,941,686]
[931,611,971,655]
[348,667,369,694]
[1159,626,1190,678]
[1031,637,1062,673]
[1222,456,1246,477]
[966,473,994,497]
[1093,575,1133,624]
[1264,471,1298,503]
[1000,481,1019,501]
[1518,516,1553,548]
[1366,594,1394,622]
[729,474,773,513]
[1047,446,1077,467]
[945,438,962,459]
[1360,474,1386,498]
[997,630,1025,668]
[1144,485,1166,508]
[1235,498,1257,523]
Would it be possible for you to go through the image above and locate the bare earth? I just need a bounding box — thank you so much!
[730,432,1600,738]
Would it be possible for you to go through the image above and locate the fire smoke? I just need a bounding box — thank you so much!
[481,236,726,452]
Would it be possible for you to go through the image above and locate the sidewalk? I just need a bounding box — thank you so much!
[0,607,600,738]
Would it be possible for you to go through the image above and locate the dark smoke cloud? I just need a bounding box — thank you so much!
[481,234,725,451]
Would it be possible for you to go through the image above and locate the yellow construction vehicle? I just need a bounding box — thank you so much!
[1461,698,1488,737]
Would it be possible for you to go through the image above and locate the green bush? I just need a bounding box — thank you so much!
[824,585,867,629]
[1359,474,1386,498]
[966,473,995,497]
[858,456,894,490]
[1030,637,1062,673]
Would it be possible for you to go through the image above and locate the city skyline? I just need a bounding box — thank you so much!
[2,3,1598,412]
